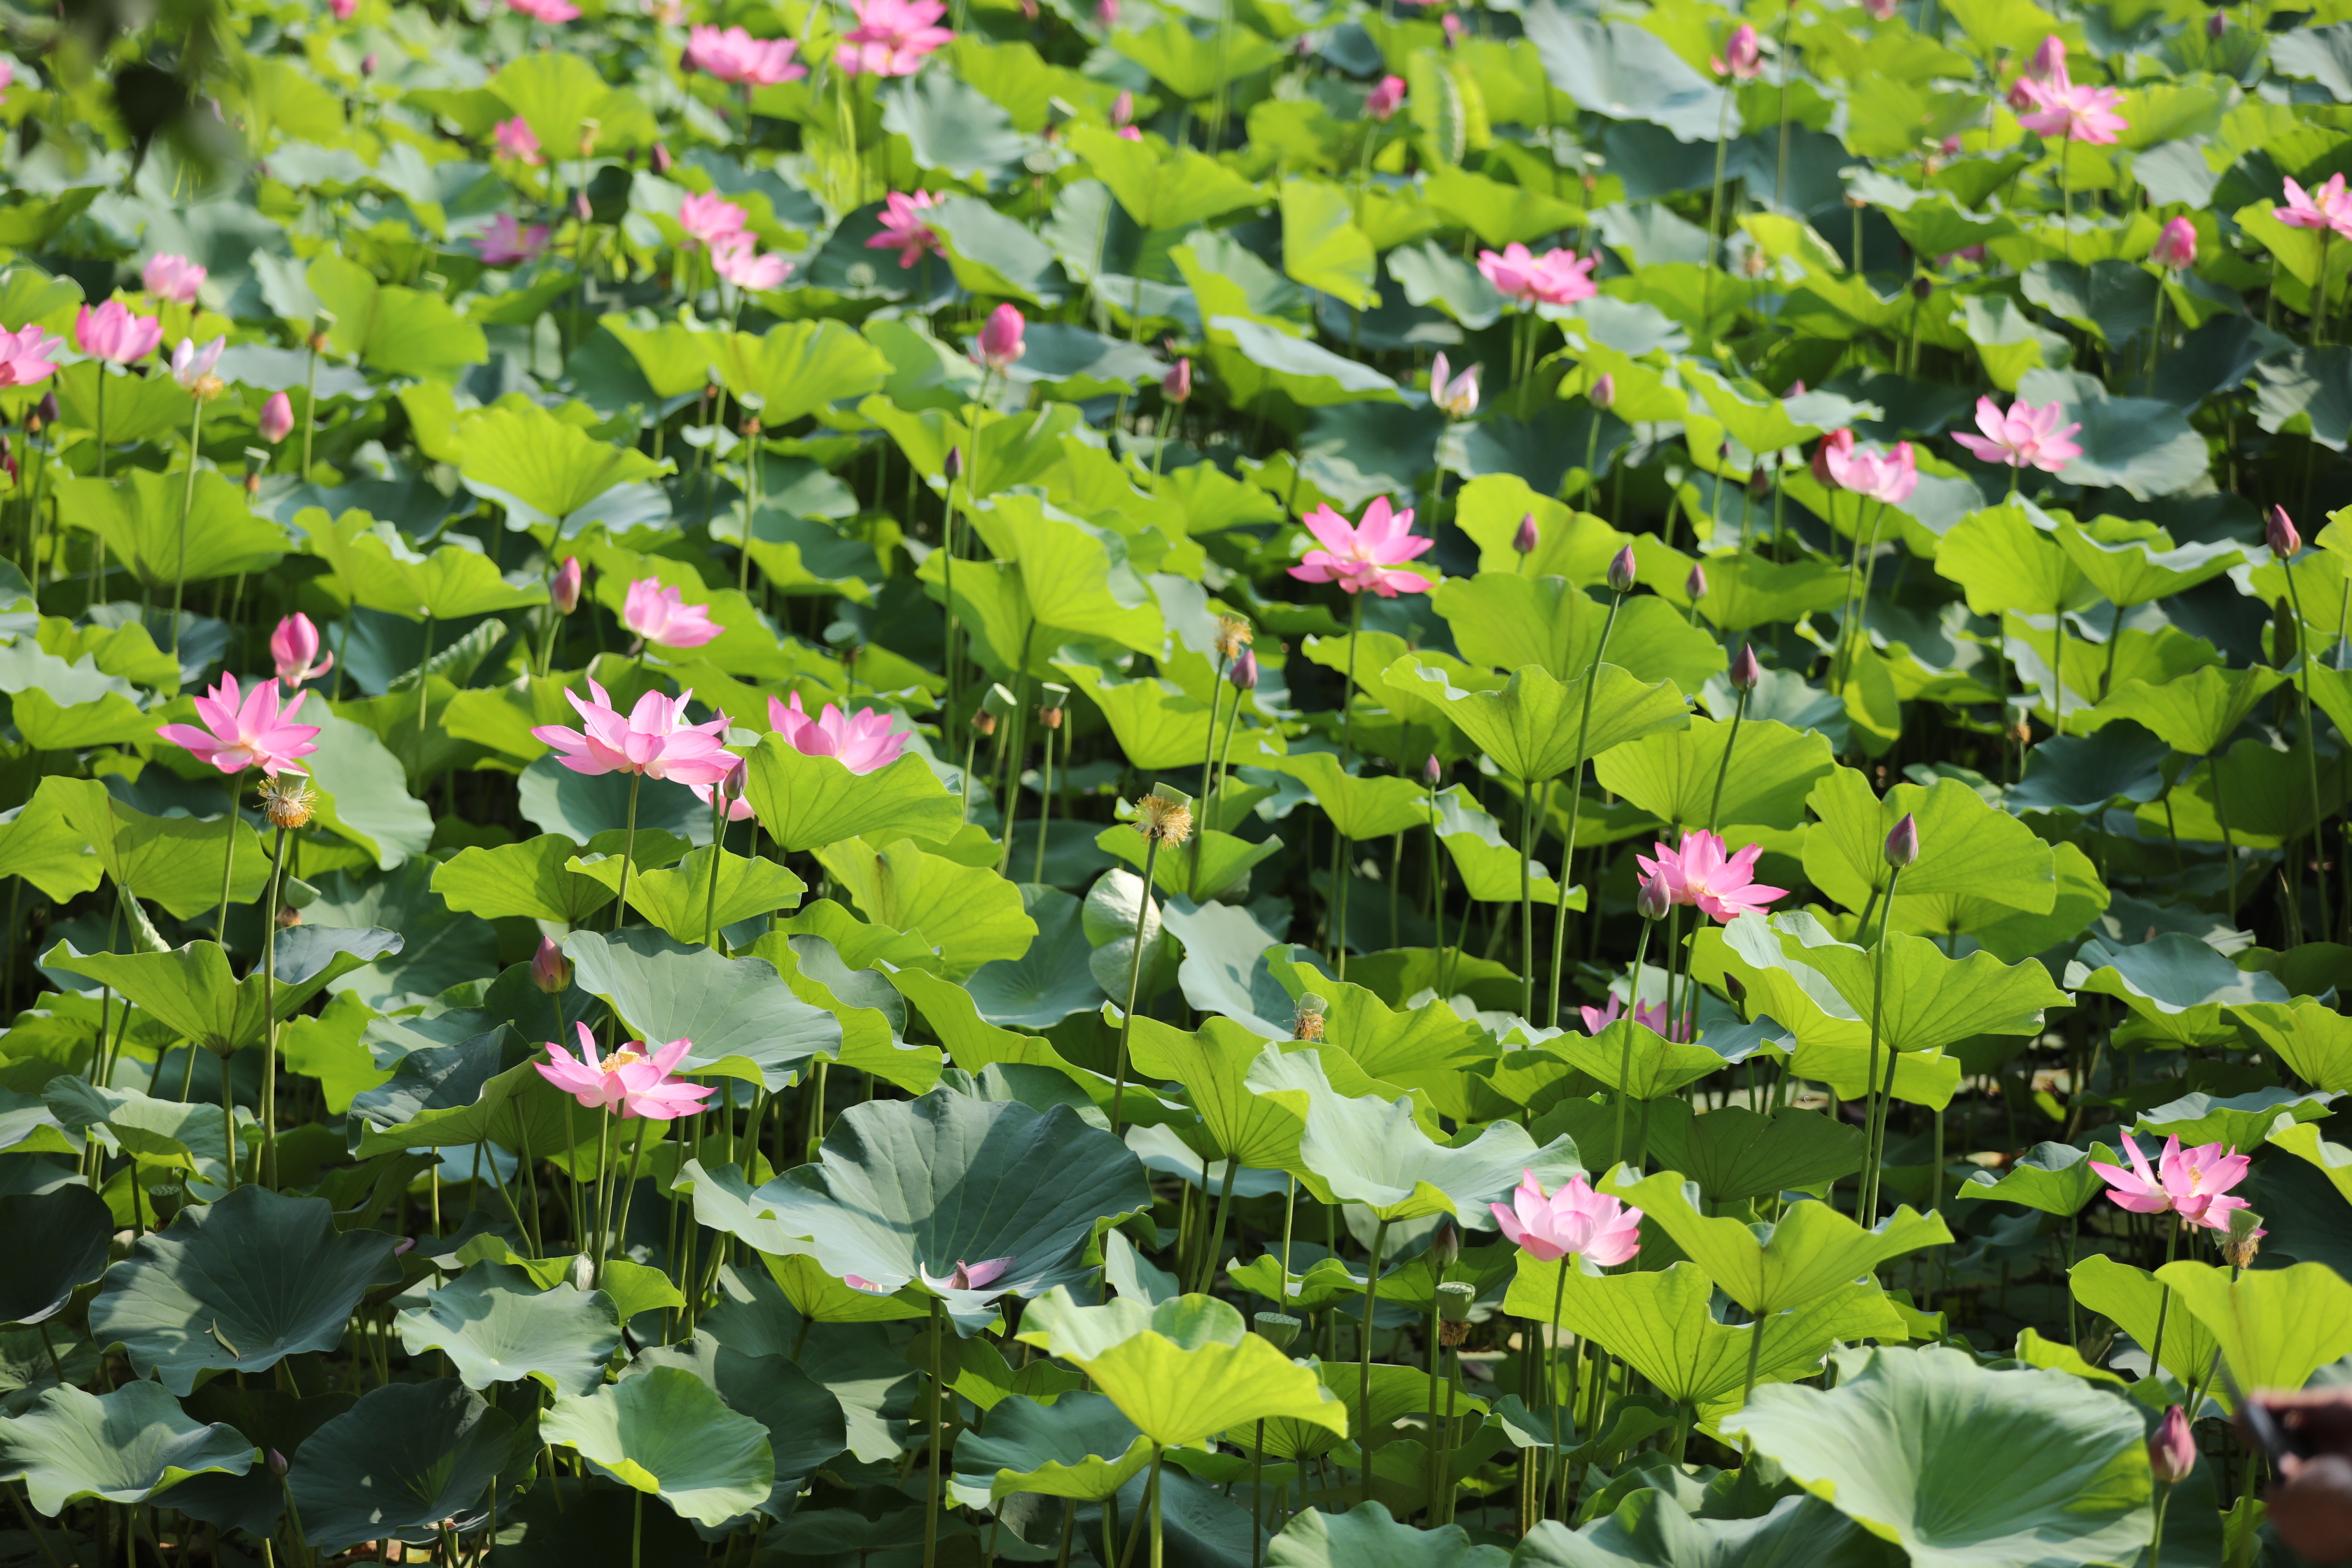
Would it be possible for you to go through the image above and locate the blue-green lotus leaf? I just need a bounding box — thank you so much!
[0,1185,112,1326]
[393,1263,622,1396]
[288,1380,519,1552]
[0,1382,253,1516]
[1516,1490,1898,1567]
[541,1364,774,1529]
[564,927,844,1090]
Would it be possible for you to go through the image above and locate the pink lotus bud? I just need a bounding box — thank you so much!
[1813,428,1854,486]
[1589,372,1615,410]
[1685,562,1707,601]
[973,303,1026,371]
[1712,22,1761,79]
[1441,11,1462,46]
[1163,356,1191,403]
[2206,10,2223,37]
[1229,647,1259,691]
[258,391,295,444]
[651,142,674,175]
[942,446,963,483]
[2028,34,2066,85]
[552,556,583,615]
[268,1450,289,1476]
[1513,512,1540,555]
[1428,1217,1460,1267]
[2269,504,2302,559]
[360,50,379,75]
[2150,1405,2196,1484]
[270,613,324,685]
[2152,216,2197,270]
[31,392,56,431]
[1637,875,1672,921]
[1422,755,1443,786]
[1606,545,1637,595]
[1885,812,1919,868]
[1730,643,1761,692]
[531,936,572,994]
[1365,74,1407,121]
[1112,90,1135,129]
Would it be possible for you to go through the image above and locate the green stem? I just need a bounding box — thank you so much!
[1110,836,1163,1134]
[1357,1219,1390,1466]
[170,398,204,661]
[1545,592,1624,1028]
[214,771,243,944]
[1706,687,1750,835]
[608,1116,651,1276]
[1545,1258,1569,1518]
[218,1043,238,1192]
[300,340,318,482]
[700,784,728,951]
[613,772,643,932]
[2284,562,2334,939]
[1861,863,1903,1226]
[1034,715,1058,887]
[1701,92,1730,352]
[2148,1219,2180,1380]
[2146,281,2166,396]
[261,824,287,1188]
[1196,1155,1238,1296]
[1740,1306,1768,1412]
[925,1295,945,1568]
[1614,918,1655,1172]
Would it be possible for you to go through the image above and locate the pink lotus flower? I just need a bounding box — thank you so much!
[270,612,333,687]
[867,190,943,269]
[678,190,749,248]
[1712,22,1761,80]
[258,391,295,444]
[1634,829,1787,923]
[2016,78,2128,145]
[0,324,62,387]
[1490,1172,1642,1266]
[530,678,739,785]
[2152,216,2197,270]
[620,578,724,650]
[74,300,163,366]
[2276,174,2352,239]
[1112,90,1142,141]
[2090,1133,2252,1231]
[769,692,914,774]
[2007,34,2068,109]
[1429,351,1479,419]
[835,0,953,77]
[918,1256,1014,1292]
[1578,992,1687,1042]
[506,0,580,22]
[1476,243,1599,309]
[972,303,1026,371]
[169,336,225,392]
[1365,74,1406,120]
[1822,436,1919,505]
[710,233,792,290]
[492,117,544,164]
[690,755,755,821]
[685,24,808,85]
[330,0,357,19]
[157,675,320,777]
[143,254,206,305]
[1288,496,1434,598]
[475,213,551,267]
[1952,396,2082,474]
[536,1023,716,1120]
[1864,0,1896,18]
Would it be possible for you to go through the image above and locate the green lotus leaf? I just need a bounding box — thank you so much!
[1520,8,1731,142]
[346,1028,549,1157]
[2067,1253,2222,1393]
[1436,573,1721,691]
[430,834,613,925]
[1208,314,1408,409]
[2271,1120,2352,1210]
[2092,666,2288,759]
[566,847,806,945]
[1429,785,1565,904]
[1548,1019,1732,1101]
[42,930,401,1056]
[37,776,272,920]
[456,401,668,533]
[542,1365,774,1528]
[1955,1142,2118,1217]
[1052,659,1222,770]
[0,1185,118,1326]
[1500,1256,1907,1416]
[393,1263,622,1396]
[564,928,844,1089]
[1110,18,1287,99]
[1269,1500,1508,1568]
[42,1077,237,1182]
[1452,476,1627,582]
[90,1186,402,1394]
[712,319,892,427]
[0,1382,253,1517]
[815,834,1037,977]
[1384,655,1689,786]
[710,1344,849,1513]
[967,885,1109,1028]
[764,1087,1152,1332]
[1096,820,1284,905]
[1128,1013,1308,1172]
[0,777,102,904]
[1517,1490,1896,1567]
[2156,1259,2352,1404]
[2134,1086,2333,1150]
[888,964,1116,1105]
[956,1390,1158,1502]
[55,470,288,589]
[1593,716,1838,833]
[1720,1345,2152,1568]
[297,713,439,871]
[1602,1171,1950,1315]
[1249,748,1432,842]
[1244,1048,1579,1223]
[741,741,962,855]
[2006,725,2171,818]
[1803,771,2057,920]
[2050,519,2244,608]
[1279,178,1378,311]
[288,1380,519,1551]
[1068,125,1262,230]
[1259,956,1496,1116]
[471,1476,708,1567]
[2238,1000,2352,1091]
[2064,933,2289,1049]
[1644,1107,1868,1205]
[965,493,1165,655]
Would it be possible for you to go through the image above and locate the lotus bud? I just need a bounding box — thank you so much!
[1228,646,1259,691]
[1163,356,1192,404]
[1589,372,1615,410]
[360,50,378,76]
[552,555,582,615]
[532,936,571,994]
[942,445,963,484]
[1885,812,1919,868]
[29,392,56,433]
[1730,643,1762,692]
[2152,216,2197,272]
[1428,1217,1460,1269]
[1422,755,1443,787]
[1253,1311,1302,1350]
[2268,504,2301,559]
[1685,562,1707,601]
[1513,512,1540,555]
[1748,464,1772,501]
[258,391,295,444]
[1637,875,1672,922]
[1606,545,1638,595]
[1441,11,1463,47]
[973,302,1027,372]
[268,1449,289,1476]
[2206,10,2223,36]
[1293,993,1328,1042]
[2150,1406,2197,1485]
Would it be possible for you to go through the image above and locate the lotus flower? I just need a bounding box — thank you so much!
[1163,356,1191,402]
[492,116,543,164]
[690,755,756,821]
[1951,396,2082,473]
[1634,829,1787,923]
[2152,216,2197,270]
[271,613,332,687]
[552,556,583,615]
[1712,22,1761,79]
[169,336,225,392]
[258,391,295,444]
[2150,1406,2196,1485]
[678,191,749,248]
[74,300,163,365]
[142,253,206,304]
[1821,436,1919,504]
[685,24,808,84]
[769,692,914,774]
[918,1256,1014,1293]
[1476,243,1598,309]
[2016,78,2128,145]
[475,213,550,267]
[506,0,580,22]
[620,578,724,650]
[529,678,739,786]
[710,233,792,290]
[157,675,320,776]
[2090,1133,2252,1231]
[2276,174,2352,239]
[835,0,953,77]
[1112,90,1142,140]
[867,190,943,268]
[1578,992,1686,1042]
[1365,74,1406,120]
[1288,496,1434,598]
[971,303,1026,371]
[1491,1172,1642,1266]
[0,324,62,387]
[536,1023,716,1119]
[1429,351,1480,419]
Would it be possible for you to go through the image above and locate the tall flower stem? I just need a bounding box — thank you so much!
[699,785,729,949]
[94,370,108,482]
[608,1116,650,1281]
[1700,91,1732,353]
[2283,561,2334,937]
[1033,715,1058,886]
[2147,1220,2181,1381]
[1544,591,1625,1028]
[924,1295,946,1568]
[2146,283,2168,396]
[1613,918,1656,1171]
[1213,681,1245,810]
[1110,836,1163,1135]
[1544,1259,1569,1518]
[260,823,288,1187]
[213,771,244,944]
[944,370,997,728]
[1338,593,1363,768]
[169,396,206,660]
[612,773,643,932]
[1357,1218,1390,1469]
[1425,777,1452,996]
[300,337,320,480]
[1706,685,1751,834]
[1860,862,1903,1226]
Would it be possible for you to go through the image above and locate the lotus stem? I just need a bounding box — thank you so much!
[1740,1306,1769,1416]
[1707,685,1750,835]
[170,397,204,661]
[1250,1424,1264,1568]
[1196,1155,1238,1295]
[925,1295,945,1568]
[608,1115,651,1280]
[94,368,107,483]
[592,1110,613,1277]
[214,771,244,946]
[2211,755,2239,925]
[1545,1258,1568,1519]
[1547,590,1625,1028]
[701,785,727,951]
[1424,1296,1445,1522]
[261,822,288,1188]
[1357,1218,1390,1473]
[1110,835,1162,1135]
[613,771,643,932]
[1701,91,1731,351]
[1148,1445,1166,1568]
[2148,1219,2180,1382]
[2283,561,2334,937]
[1338,592,1362,769]
[1425,778,1452,997]
[1616,917,1656,1172]
[631,1485,643,1568]
[1517,782,1538,1021]
[300,337,318,481]
[1861,862,1903,1226]
[1034,713,1057,886]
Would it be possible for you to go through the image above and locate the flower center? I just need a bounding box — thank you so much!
[600,1050,644,1074]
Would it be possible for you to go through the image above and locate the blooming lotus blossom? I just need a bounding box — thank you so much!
[1476,243,1599,309]
[536,1023,716,1119]
[1634,829,1787,923]
[157,675,320,777]
[2276,174,2352,239]
[1365,74,1406,120]
[1952,396,2082,474]
[710,232,792,290]
[867,190,943,268]
[170,336,225,392]
[1429,351,1480,419]
[678,191,749,248]
[1578,992,1686,1042]
[529,678,739,785]
[0,324,62,387]
[2016,78,2129,145]
[75,300,163,365]
[1822,435,1919,505]
[1712,22,1760,80]
[142,254,206,305]
[1288,496,1434,598]
[506,0,580,22]
[2006,34,2068,109]
[836,0,953,77]
[620,578,724,650]
[2091,1133,2253,1231]
[491,116,543,164]
[685,24,808,84]
[971,302,1026,371]
[270,612,333,687]
[475,214,551,267]
[258,391,295,444]
[2152,216,2197,270]
[769,692,915,774]
[1491,1172,1642,1266]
